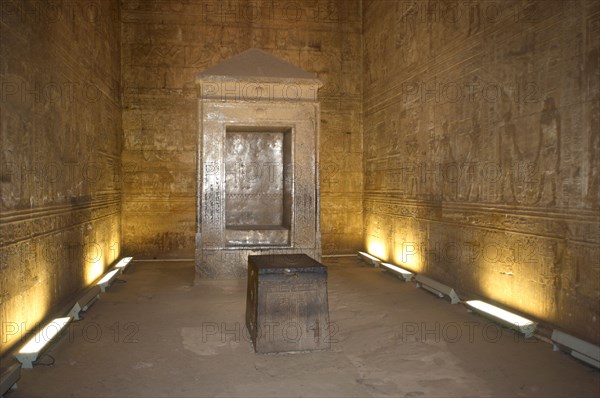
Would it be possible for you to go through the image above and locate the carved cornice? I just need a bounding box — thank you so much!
[0,194,121,247]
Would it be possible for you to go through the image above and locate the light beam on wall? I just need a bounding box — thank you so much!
[380,262,414,282]
[85,248,105,285]
[415,275,460,304]
[551,329,600,369]
[393,239,421,272]
[357,251,381,267]
[465,300,536,338]
[366,239,386,260]
[15,317,71,368]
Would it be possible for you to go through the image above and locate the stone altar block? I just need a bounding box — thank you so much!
[195,49,322,278]
[246,254,330,354]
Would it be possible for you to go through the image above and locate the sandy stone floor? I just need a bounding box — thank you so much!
[9,258,599,397]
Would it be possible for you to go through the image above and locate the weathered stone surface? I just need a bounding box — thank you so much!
[246,254,330,353]
[0,0,122,356]
[363,0,599,344]
[120,0,363,258]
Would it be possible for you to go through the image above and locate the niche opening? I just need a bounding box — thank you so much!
[224,126,293,247]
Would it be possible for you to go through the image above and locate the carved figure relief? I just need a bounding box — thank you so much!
[536,97,561,206]
[499,110,522,204]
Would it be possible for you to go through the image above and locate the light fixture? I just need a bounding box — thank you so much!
[465,300,536,338]
[114,256,133,273]
[96,269,120,292]
[15,317,71,368]
[380,262,414,282]
[0,361,21,395]
[551,329,600,369]
[357,251,381,267]
[67,285,101,320]
[415,275,460,304]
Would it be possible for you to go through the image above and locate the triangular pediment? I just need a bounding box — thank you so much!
[197,48,319,83]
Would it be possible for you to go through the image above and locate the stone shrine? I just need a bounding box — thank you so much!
[195,49,322,278]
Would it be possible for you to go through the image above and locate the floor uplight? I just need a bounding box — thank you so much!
[466,300,536,337]
[380,262,414,281]
[15,317,71,368]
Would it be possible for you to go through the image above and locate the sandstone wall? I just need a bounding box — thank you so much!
[120,0,363,258]
[363,0,599,344]
[0,0,122,355]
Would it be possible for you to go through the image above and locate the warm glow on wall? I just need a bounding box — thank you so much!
[364,214,390,262]
[85,250,105,285]
[108,227,121,266]
[366,238,387,261]
[393,239,421,272]
[23,257,53,333]
[26,283,51,325]
[478,269,549,321]
[475,236,551,322]
[2,274,51,357]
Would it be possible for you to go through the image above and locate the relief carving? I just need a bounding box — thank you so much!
[536,97,561,206]
[499,110,522,204]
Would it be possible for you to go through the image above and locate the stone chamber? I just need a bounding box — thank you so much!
[1,0,598,397]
